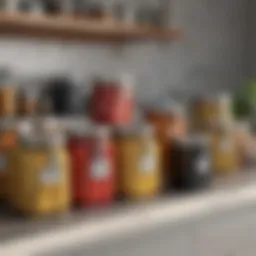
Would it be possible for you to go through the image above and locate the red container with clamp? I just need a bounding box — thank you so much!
[68,127,116,207]
[91,76,134,126]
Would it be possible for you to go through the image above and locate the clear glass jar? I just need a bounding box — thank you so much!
[17,80,39,117]
[0,69,16,117]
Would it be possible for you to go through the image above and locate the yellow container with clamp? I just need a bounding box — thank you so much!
[192,94,233,133]
[210,126,238,175]
[9,127,71,216]
[116,126,161,200]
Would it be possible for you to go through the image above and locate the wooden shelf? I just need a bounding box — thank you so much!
[0,13,182,43]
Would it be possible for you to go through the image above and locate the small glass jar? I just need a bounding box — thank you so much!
[17,0,44,14]
[42,0,62,15]
[17,85,38,117]
[0,0,17,13]
[0,69,16,117]
[91,74,134,126]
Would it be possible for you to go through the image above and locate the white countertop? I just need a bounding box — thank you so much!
[0,171,256,255]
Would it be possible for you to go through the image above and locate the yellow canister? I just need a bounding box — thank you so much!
[192,94,233,133]
[210,126,238,175]
[9,120,71,216]
[115,126,161,200]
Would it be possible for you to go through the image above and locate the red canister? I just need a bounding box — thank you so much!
[91,76,134,126]
[68,127,116,207]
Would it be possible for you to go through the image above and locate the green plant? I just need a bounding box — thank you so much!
[233,80,256,119]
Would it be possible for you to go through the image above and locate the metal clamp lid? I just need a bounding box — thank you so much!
[175,134,210,146]
[116,124,155,137]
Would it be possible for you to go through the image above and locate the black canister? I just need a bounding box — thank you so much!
[46,77,77,116]
[171,136,212,191]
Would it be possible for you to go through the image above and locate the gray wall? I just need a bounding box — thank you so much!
[247,0,256,78]
[0,0,247,103]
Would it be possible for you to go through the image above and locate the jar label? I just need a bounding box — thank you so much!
[0,155,7,173]
[40,166,60,185]
[140,154,156,174]
[195,155,210,175]
[221,139,233,152]
[90,157,110,180]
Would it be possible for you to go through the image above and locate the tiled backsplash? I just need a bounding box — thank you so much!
[0,0,247,103]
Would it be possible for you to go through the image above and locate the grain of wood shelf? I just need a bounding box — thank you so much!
[0,13,182,43]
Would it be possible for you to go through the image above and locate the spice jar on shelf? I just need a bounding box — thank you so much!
[91,74,135,126]
[0,0,8,11]
[17,0,44,14]
[42,0,62,15]
[17,80,39,117]
[0,69,16,117]
[72,0,87,18]
[43,76,79,116]
[0,0,17,12]
[112,2,137,25]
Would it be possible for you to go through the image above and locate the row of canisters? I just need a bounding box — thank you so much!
[0,70,135,121]
[0,113,253,217]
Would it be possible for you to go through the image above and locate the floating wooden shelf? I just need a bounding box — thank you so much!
[0,13,182,43]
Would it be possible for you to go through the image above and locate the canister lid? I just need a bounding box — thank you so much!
[193,92,231,104]
[67,121,88,138]
[68,122,110,139]
[18,117,66,147]
[92,73,134,91]
[94,126,110,137]
[213,120,233,133]
[17,119,34,136]
[175,134,210,147]
[115,124,154,137]
[147,96,185,117]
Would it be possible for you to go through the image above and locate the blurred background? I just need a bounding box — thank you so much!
[0,0,255,255]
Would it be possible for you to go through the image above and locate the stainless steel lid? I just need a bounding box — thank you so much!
[193,92,232,104]
[175,134,210,147]
[146,96,185,117]
[68,121,110,139]
[115,124,155,137]
[18,117,66,147]
[92,73,134,91]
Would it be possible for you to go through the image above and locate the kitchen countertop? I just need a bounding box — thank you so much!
[0,170,256,255]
